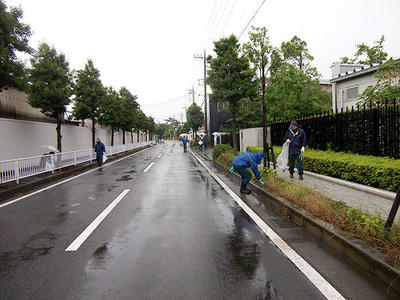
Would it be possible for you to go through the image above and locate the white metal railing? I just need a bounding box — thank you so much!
[0,141,152,185]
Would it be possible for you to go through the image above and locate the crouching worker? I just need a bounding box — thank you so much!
[229,151,265,194]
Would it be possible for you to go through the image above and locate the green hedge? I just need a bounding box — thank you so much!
[247,146,400,192]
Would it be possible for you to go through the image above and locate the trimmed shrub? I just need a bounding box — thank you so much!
[247,145,400,192]
[212,144,234,160]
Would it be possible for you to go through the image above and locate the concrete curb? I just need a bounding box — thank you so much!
[304,170,396,200]
[194,151,400,293]
[0,145,152,203]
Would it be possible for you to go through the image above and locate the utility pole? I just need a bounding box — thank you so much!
[194,50,208,138]
[187,86,195,104]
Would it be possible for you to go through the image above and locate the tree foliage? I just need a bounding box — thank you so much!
[186,103,204,134]
[281,35,314,72]
[207,35,258,151]
[361,58,400,105]
[0,0,32,91]
[340,35,388,65]
[73,59,106,147]
[268,63,331,119]
[28,43,73,152]
[98,87,124,145]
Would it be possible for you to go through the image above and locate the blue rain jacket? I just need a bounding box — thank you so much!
[182,137,188,145]
[232,151,264,180]
[284,121,306,155]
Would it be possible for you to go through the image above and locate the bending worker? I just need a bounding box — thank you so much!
[230,151,265,194]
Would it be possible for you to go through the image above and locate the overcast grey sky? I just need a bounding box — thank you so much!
[7,0,400,123]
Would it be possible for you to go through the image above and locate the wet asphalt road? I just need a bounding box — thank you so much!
[0,141,396,299]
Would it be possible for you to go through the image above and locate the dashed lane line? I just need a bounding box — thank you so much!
[143,162,155,173]
[65,189,130,251]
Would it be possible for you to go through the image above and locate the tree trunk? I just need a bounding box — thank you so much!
[262,68,267,167]
[91,117,96,148]
[131,130,133,143]
[111,125,114,146]
[232,112,238,153]
[56,117,62,152]
[137,130,140,143]
[122,130,126,144]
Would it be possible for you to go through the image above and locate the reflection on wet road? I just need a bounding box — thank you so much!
[0,141,392,299]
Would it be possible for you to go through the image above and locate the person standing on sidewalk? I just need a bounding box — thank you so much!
[94,138,106,167]
[229,151,265,194]
[284,120,306,180]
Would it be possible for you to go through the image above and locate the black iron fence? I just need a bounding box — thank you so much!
[271,101,400,159]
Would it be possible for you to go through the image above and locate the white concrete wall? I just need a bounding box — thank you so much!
[239,127,273,153]
[0,118,145,160]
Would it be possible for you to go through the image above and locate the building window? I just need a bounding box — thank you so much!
[346,87,359,101]
[217,101,228,112]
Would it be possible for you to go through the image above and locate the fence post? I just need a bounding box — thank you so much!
[371,105,379,156]
[14,160,19,184]
[74,151,77,166]
[385,187,400,229]
[50,155,55,174]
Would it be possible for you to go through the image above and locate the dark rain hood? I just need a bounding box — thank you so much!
[289,120,299,128]
[254,151,264,164]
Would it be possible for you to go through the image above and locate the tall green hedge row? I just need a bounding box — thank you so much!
[247,146,400,192]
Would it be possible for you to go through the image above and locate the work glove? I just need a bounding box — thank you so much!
[230,166,234,173]
[259,179,264,186]
[301,146,305,152]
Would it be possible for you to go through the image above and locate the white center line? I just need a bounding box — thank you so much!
[157,153,162,159]
[143,162,154,173]
[189,149,346,300]
[65,189,130,252]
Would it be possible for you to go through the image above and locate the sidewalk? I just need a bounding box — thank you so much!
[198,146,399,223]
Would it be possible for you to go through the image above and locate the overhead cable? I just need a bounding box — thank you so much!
[238,0,266,39]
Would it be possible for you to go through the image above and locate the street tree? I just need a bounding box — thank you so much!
[281,35,314,72]
[0,0,32,91]
[186,102,204,137]
[340,35,388,65]
[28,43,73,152]
[268,63,331,119]
[243,26,279,164]
[119,86,139,144]
[98,87,124,146]
[207,35,258,152]
[73,59,106,148]
[361,58,400,105]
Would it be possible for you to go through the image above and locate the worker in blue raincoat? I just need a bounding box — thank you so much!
[229,151,265,194]
[284,120,306,180]
[94,138,106,166]
[182,137,188,152]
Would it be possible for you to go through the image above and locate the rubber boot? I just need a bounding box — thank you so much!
[290,172,294,179]
[240,183,251,194]
[299,173,303,180]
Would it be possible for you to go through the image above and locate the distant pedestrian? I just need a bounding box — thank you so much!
[230,151,265,194]
[284,121,306,180]
[182,136,188,152]
[202,135,208,150]
[94,138,106,167]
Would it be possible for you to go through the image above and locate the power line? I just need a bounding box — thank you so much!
[208,0,231,44]
[196,0,219,51]
[238,0,266,39]
[220,0,238,35]
[201,0,226,50]
[141,93,190,107]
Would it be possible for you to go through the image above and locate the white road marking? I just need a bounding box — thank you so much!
[143,162,154,173]
[0,147,152,209]
[65,189,130,251]
[189,149,346,300]
[157,153,162,159]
